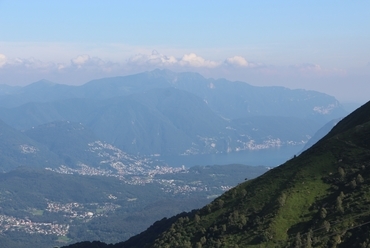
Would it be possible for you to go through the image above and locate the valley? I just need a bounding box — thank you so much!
[1,2,367,247]
[0,70,350,247]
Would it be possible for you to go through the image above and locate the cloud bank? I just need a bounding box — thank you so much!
[0,51,350,83]
[1,50,344,73]
[1,50,365,102]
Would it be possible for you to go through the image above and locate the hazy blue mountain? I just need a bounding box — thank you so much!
[0,98,106,130]
[0,69,347,156]
[299,117,342,153]
[0,84,21,95]
[0,70,346,123]
[24,121,102,168]
[0,88,321,156]
[0,80,77,108]
[0,119,62,171]
[79,69,346,123]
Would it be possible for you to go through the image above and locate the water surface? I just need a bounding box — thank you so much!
[159,145,304,168]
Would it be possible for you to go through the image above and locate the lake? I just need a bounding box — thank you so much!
[159,145,305,168]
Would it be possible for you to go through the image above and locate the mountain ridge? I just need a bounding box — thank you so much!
[0,87,323,156]
[0,70,346,122]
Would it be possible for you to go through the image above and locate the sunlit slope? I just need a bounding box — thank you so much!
[77,100,370,248]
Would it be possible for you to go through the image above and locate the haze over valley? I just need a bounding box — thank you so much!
[0,69,354,247]
[0,1,368,247]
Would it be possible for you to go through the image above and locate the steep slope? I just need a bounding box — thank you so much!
[299,117,342,153]
[64,100,370,247]
[146,100,370,247]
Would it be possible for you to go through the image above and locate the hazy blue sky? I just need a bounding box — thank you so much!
[0,1,369,103]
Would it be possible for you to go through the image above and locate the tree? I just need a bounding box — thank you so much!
[350,179,357,189]
[194,214,200,223]
[278,193,287,207]
[305,229,313,248]
[323,221,330,232]
[216,199,224,209]
[336,196,344,214]
[320,208,327,219]
[200,236,206,245]
[195,242,202,248]
[356,174,364,184]
[294,232,302,248]
[338,167,345,178]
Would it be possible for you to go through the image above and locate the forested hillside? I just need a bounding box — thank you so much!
[64,100,370,247]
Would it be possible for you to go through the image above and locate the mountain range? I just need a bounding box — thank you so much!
[0,69,346,156]
[0,70,353,247]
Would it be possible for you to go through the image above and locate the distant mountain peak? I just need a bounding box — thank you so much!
[28,79,56,86]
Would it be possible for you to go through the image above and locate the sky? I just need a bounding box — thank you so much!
[0,1,369,103]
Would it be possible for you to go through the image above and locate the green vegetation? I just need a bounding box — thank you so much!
[29,209,44,216]
[0,163,266,248]
[64,100,370,248]
[57,236,71,243]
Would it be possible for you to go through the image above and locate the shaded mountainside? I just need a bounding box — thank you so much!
[24,121,101,168]
[0,69,346,156]
[0,70,345,124]
[64,100,370,247]
[0,87,322,155]
[0,119,62,171]
[79,69,346,122]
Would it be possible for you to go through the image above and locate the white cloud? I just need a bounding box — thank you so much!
[128,50,177,66]
[5,57,56,71]
[0,54,7,67]
[71,54,90,67]
[70,55,119,73]
[179,53,220,68]
[225,56,248,67]
[127,51,220,68]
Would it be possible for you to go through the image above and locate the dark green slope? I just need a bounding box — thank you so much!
[145,100,370,247]
[63,100,370,248]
